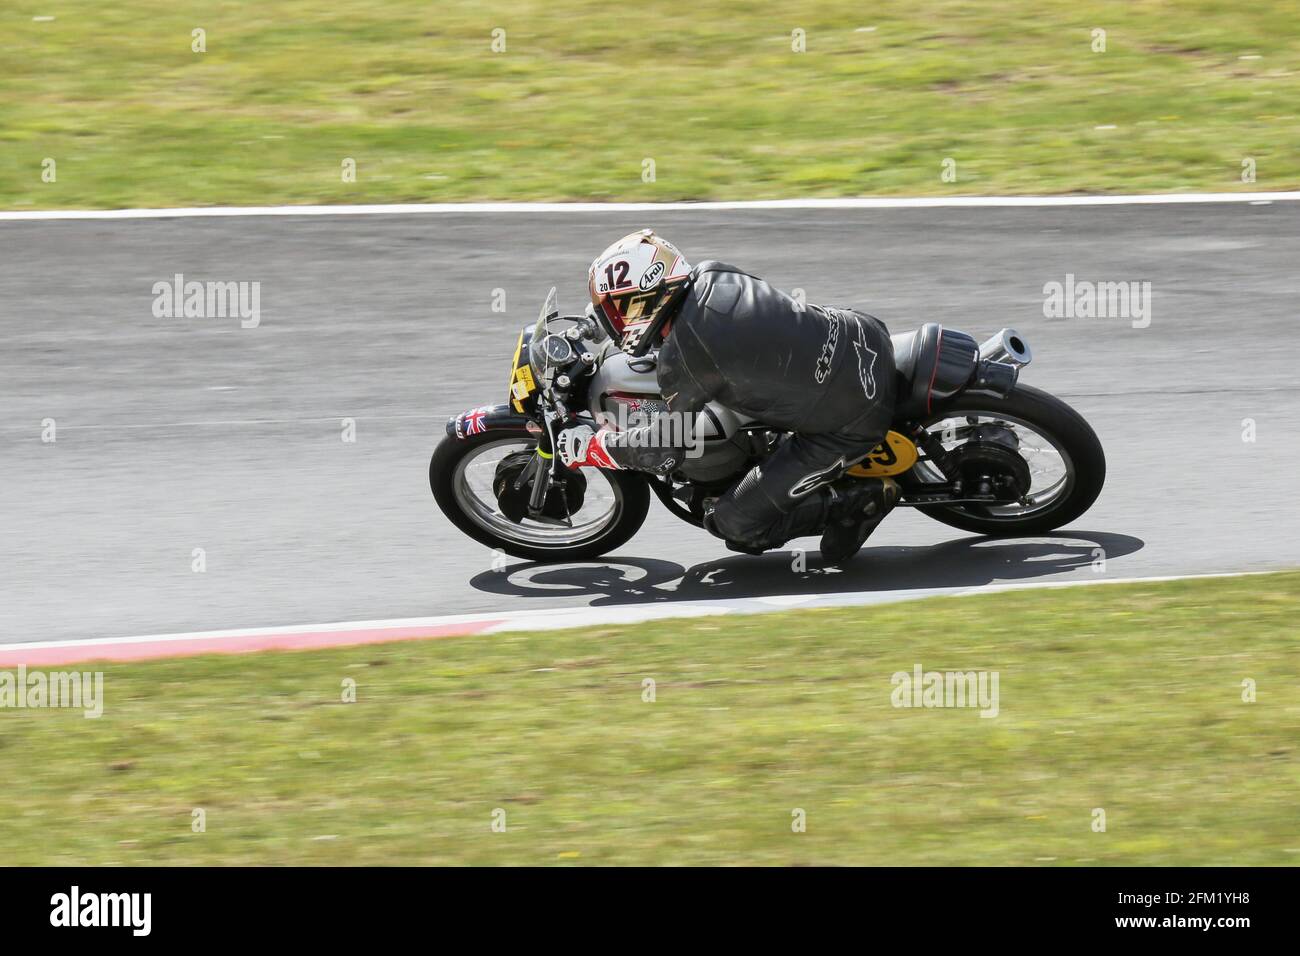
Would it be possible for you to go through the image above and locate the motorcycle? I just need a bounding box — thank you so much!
[430,288,1105,562]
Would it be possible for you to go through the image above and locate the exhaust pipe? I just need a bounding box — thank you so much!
[968,329,1032,397]
[978,328,1032,368]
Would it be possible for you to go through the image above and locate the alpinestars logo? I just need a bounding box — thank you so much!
[814,311,841,383]
[585,431,620,470]
[789,456,847,498]
[853,329,878,400]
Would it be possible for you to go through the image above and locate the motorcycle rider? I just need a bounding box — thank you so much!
[556,229,899,563]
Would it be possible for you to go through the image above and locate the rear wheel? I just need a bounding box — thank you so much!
[909,384,1105,536]
[430,429,650,561]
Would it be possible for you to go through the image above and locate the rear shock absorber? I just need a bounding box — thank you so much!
[913,425,959,482]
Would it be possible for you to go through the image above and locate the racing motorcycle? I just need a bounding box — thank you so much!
[430,289,1105,561]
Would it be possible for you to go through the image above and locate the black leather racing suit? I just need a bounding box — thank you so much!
[599,261,896,551]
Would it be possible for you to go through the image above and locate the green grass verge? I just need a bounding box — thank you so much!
[2,1,1298,209]
[0,572,1296,865]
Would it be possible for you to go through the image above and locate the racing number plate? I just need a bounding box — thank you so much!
[845,431,919,477]
[508,331,537,411]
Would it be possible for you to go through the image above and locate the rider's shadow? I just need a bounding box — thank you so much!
[469,530,1146,607]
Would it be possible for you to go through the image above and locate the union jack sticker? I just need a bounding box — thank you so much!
[455,405,493,438]
[464,406,490,435]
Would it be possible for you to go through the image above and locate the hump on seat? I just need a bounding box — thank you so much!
[890,322,943,419]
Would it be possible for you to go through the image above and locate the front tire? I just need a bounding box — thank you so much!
[911,384,1105,536]
[430,428,650,562]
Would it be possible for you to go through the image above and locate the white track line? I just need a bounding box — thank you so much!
[490,569,1273,632]
[2,193,1299,221]
[0,569,1270,658]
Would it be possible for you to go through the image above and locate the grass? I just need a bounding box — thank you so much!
[2,1,1299,209]
[0,572,1297,865]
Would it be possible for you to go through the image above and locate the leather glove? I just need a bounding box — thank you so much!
[555,424,620,470]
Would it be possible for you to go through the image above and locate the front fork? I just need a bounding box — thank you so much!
[525,400,570,518]
[526,419,556,514]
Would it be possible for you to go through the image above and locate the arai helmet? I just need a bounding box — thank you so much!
[587,230,692,354]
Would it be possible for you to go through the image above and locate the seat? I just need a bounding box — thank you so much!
[889,322,943,420]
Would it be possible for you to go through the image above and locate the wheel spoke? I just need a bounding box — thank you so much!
[452,439,623,547]
[920,409,1075,520]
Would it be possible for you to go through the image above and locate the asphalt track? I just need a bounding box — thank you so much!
[2,202,1299,645]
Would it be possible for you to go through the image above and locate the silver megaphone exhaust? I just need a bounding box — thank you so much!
[978,328,1032,368]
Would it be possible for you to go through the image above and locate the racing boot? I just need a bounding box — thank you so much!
[819,477,900,565]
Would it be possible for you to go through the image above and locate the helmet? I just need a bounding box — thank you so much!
[588,230,691,354]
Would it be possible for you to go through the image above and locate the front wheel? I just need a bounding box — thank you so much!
[909,384,1106,536]
[430,428,650,562]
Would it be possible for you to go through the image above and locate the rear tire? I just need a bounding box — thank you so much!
[912,384,1105,536]
[430,429,651,562]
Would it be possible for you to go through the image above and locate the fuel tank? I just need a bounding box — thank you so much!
[586,350,756,481]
